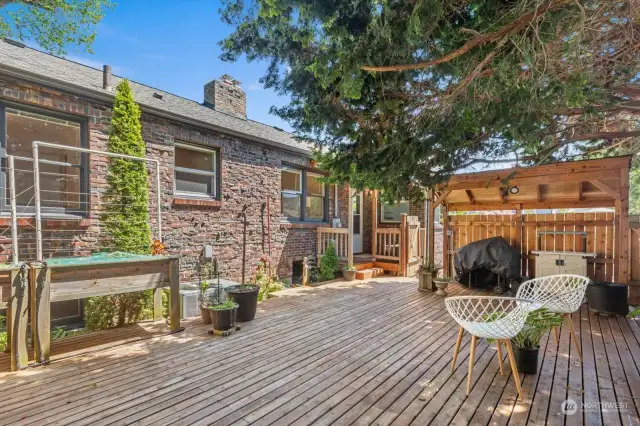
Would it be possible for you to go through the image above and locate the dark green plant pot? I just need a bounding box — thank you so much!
[513,346,539,375]
[210,303,238,332]
[225,285,260,322]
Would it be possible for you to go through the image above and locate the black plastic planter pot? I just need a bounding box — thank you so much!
[587,281,628,316]
[210,304,238,332]
[225,285,260,322]
[513,346,539,375]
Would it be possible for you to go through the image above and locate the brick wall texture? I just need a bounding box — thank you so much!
[0,76,444,283]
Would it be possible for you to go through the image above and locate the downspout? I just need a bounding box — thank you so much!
[334,184,339,221]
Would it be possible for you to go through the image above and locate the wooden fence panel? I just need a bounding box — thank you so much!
[447,212,617,282]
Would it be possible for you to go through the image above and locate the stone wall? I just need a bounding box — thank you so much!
[0,76,327,283]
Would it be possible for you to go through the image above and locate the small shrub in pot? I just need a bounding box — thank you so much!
[343,265,357,281]
[510,308,563,374]
[417,260,441,292]
[209,300,238,332]
[198,280,212,324]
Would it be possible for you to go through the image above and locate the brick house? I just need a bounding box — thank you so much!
[0,40,441,286]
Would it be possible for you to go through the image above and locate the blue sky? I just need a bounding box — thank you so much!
[64,0,293,131]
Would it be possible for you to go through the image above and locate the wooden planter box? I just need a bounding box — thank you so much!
[1,264,29,371]
[28,255,182,368]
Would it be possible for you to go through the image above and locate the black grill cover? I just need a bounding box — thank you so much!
[454,237,521,286]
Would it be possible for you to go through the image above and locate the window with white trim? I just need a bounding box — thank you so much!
[281,168,302,219]
[380,200,409,223]
[306,173,325,220]
[281,168,327,221]
[174,143,218,198]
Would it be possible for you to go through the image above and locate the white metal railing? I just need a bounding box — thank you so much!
[25,141,162,262]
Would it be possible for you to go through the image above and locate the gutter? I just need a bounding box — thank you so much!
[0,63,313,157]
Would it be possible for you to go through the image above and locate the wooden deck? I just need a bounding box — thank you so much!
[1,279,639,425]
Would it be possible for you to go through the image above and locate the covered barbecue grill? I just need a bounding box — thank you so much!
[454,237,521,293]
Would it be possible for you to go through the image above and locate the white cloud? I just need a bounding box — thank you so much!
[246,81,263,91]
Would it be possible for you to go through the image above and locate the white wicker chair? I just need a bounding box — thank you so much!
[445,296,533,400]
[516,274,590,361]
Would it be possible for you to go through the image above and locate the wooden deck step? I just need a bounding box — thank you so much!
[355,268,385,280]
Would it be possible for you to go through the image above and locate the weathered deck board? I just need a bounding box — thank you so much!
[0,278,639,426]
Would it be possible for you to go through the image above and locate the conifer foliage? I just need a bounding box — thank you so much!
[102,79,152,254]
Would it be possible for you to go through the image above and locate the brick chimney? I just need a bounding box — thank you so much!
[204,74,246,119]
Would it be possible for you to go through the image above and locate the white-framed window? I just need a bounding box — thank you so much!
[380,200,409,223]
[281,167,327,221]
[281,168,302,219]
[306,172,325,220]
[174,142,218,198]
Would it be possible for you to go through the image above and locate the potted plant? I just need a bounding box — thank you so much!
[434,276,450,296]
[198,280,212,324]
[417,260,441,292]
[343,265,357,281]
[510,308,563,374]
[210,299,238,332]
[207,262,239,333]
[225,256,265,322]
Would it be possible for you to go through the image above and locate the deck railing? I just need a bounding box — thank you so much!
[317,227,349,260]
[374,228,402,260]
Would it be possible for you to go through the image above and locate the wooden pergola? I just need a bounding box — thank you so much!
[426,155,633,284]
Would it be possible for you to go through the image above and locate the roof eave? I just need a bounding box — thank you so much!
[0,63,313,157]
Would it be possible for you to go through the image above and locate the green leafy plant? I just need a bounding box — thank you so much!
[319,241,339,281]
[86,80,155,330]
[85,290,155,331]
[210,299,237,310]
[0,314,6,352]
[102,79,152,254]
[0,0,114,55]
[252,257,285,301]
[344,265,357,272]
[628,307,640,318]
[220,1,638,200]
[418,260,441,275]
[511,309,564,350]
[199,280,210,308]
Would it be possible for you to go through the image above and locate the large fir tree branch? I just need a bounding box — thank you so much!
[361,0,572,72]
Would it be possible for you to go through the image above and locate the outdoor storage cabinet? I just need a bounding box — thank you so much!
[532,251,596,277]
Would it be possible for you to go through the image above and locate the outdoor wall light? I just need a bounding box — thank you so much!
[509,186,520,194]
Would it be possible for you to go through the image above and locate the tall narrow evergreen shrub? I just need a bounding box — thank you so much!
[88,80,154,328]
[102,79,152,253]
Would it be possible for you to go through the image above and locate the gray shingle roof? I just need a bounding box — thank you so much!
[0,40,312,155]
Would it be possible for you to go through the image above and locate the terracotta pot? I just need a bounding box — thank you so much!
[200,306,212,324]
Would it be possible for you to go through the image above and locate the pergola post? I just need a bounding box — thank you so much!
[442,203,450,278]
[616,167,630,283]
[371,190,378,258]
[426,189,435,266]
[347,184,354,268]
